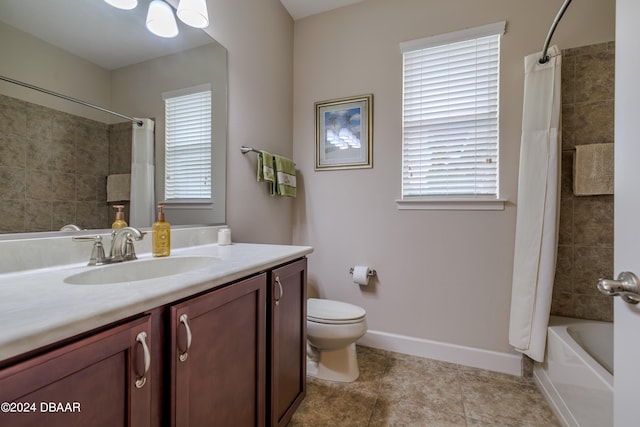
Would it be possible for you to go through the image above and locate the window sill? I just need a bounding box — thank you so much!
[161,200,213,209]
[396,197,507,211]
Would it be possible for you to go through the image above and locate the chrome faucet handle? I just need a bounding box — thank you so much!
[72,235,109,266]
[123,235,138,261]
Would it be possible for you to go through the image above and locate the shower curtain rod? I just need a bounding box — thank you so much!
[0,75,144,127]
[539,0,573,64]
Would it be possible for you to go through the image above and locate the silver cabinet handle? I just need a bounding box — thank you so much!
[135,331,151,389]
[178,314,193,362]
[598,271,640,304]
[275,276,283,306]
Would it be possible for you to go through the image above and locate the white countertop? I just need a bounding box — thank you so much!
[0,241,313,362]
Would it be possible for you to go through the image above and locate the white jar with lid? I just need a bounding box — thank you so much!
[218,228,231,245]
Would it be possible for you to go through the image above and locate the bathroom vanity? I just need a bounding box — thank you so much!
[0,228,311,427]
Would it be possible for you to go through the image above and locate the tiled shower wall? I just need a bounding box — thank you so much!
[551,41,615,322]
[0,94,131,233]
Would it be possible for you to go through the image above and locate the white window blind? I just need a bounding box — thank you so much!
[401,22,505,198]
[163,84,212,201]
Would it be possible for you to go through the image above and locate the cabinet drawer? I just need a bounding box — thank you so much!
[0,315,152,427]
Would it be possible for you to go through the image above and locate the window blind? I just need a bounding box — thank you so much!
[163,86,212,200]
[401,23,504,197]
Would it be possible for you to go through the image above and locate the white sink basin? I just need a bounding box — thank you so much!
[64,256,220,285]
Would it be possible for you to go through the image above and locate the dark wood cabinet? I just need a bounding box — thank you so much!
[268,258,307,427]
[0,315,152,427]
[170,273,267,427]
[0,257,307,427]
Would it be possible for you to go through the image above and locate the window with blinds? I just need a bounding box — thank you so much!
[163,84,212,201]
[401,22,505,199]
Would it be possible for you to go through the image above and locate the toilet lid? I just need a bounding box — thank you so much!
[307,298,366,324]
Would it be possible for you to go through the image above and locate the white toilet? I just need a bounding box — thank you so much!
[306,298,367,382]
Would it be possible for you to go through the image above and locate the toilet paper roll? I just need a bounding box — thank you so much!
[352,265,370,286]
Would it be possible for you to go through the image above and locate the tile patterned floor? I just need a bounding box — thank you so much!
[289,346,560,427]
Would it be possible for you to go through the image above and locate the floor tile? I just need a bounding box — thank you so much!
[369,398,467,427]
[460,374,561,426]
[379,357,464,415]
[289,346,560,427]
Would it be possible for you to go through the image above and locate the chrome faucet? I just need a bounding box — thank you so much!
[110,227,144,262]
[73,227,144,266]
[60,224,82,231]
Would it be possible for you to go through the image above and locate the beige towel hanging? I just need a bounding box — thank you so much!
[573,143,614,196]
[107,174,131,202]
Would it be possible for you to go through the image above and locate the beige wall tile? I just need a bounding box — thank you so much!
[552,41,614,322]
[1,96,129,232]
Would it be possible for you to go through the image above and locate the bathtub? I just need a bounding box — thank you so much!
[533,316,613,427]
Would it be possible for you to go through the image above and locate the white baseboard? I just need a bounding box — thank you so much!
[357,329,522,376]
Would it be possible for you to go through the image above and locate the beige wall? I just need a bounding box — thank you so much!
[207,0,295,244]
[0,21,112,122]
[110,43,228,226]
[291,0,615,353]
[109,0,296,234]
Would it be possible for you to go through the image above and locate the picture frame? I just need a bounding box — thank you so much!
[315,94,373,170]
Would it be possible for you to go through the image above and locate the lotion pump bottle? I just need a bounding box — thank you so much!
[112,205,127,229]
[152,205,170,257]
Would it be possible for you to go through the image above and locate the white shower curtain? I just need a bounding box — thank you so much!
[130,118,155,228]
[508,46,561,362]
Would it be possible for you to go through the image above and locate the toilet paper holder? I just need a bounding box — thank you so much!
[349,267,377,277]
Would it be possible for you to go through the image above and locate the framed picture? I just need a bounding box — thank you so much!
[315,94,373,170]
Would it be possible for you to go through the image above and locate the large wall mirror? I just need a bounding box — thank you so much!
[0,0,227,235]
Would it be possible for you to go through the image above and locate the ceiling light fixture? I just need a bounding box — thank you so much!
[177,0,209,29]
[105,0,210,38]
[146,0,179,38]
[104,0,138,10]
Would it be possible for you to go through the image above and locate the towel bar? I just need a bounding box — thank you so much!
[240,145,260,154]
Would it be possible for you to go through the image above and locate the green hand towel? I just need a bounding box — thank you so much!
[273,154,296,197]
[257,150,277,196]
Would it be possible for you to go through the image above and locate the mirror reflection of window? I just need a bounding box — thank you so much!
[163,84,212,202]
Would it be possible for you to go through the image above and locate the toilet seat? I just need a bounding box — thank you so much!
[307,298,366,325]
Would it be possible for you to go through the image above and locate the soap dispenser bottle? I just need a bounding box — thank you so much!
[112,205,127,229]
[152,205,170,257]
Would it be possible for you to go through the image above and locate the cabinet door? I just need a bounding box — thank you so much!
[0,315,152,427]
[269,258,307,427]
[170,274,266,427]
